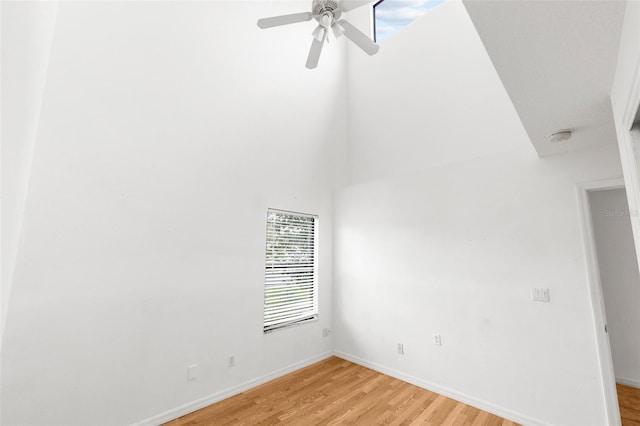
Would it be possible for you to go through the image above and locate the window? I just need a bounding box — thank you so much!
[263,209,318,333]
[373,0,447,42]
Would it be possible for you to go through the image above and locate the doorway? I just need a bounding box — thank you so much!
[578,180,640,425]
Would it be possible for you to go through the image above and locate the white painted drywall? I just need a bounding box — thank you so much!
[1,0,58,343]
[462,0,624,158]
[611,0,640,118]
[334,1,625,424]
[611,0,640,275]
[334,144,624,426]
[0,2,346,425]
[345,0,534,184]
[589,188,640,387]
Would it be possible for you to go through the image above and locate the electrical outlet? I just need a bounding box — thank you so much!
[397,343,404,355]
[322,328,331,337]
[187,364,198,381]
[433,333,442,346]
[531,288,550,302]
[228,355,235,368]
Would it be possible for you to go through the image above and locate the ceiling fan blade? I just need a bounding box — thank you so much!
[337,19,379,55]
[257,12,313,29]
[340,0,375,12]
[306,29,327,69]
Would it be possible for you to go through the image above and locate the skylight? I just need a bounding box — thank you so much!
[373,0,447,42]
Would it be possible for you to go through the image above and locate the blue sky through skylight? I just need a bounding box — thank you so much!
[374,0,447,42]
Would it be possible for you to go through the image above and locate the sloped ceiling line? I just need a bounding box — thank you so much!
[462,0,625,157]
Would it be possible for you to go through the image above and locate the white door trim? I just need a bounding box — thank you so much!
[613,23,640,278]
[576,178,625,426]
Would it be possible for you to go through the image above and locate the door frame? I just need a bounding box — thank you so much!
[576,178,625,426]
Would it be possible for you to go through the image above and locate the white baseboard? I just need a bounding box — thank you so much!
[131,351,333,426]
[616,376,640,389]
[134,350,550,426]
[333,350,546,426]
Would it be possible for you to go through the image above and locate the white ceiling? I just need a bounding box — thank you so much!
[462,0,626,157]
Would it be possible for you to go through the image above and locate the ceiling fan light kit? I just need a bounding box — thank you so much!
[257,0,379,69]
[332,21,345,38]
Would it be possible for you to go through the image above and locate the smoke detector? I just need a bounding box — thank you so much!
[546,130,572,143]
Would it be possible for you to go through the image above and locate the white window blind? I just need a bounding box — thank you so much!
[264,209,318,333]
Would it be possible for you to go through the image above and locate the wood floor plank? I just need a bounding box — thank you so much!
[304,371,384,424]
[411,394,448,424]
[387,389,435,425]
[445,403,469,426]
[485,414,507,426]
[337,377,399,424]
[379,386,428,425]
[282,371,377,423]
[162,357,519,426]
[471,411,490,426]
[618,384,640,426]
[462,404,483,424]
[426,396,458,424]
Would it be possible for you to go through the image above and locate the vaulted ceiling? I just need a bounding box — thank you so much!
[463,0,626,157]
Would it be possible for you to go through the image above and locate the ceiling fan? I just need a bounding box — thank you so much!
[257,0,379,69]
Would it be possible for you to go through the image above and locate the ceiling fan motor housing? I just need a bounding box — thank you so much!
[256,0,379,69]
[312,0,342,21]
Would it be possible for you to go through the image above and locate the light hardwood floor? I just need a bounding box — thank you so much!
[164,357,518,425]
[618,383,640,426]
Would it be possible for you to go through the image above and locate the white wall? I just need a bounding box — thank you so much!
[611,0,640,120]
[3,0,629,424]
[345,0,533,184]
[1,2,347,425]
[589,188,640,387]
[334,1,624,424]
[1,0,58,342]
[611,0,640,273]
[334,145,624,425]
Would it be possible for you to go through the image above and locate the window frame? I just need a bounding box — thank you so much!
[263,208,319,333]
[372,0,385,43]
[372,0,447,42]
